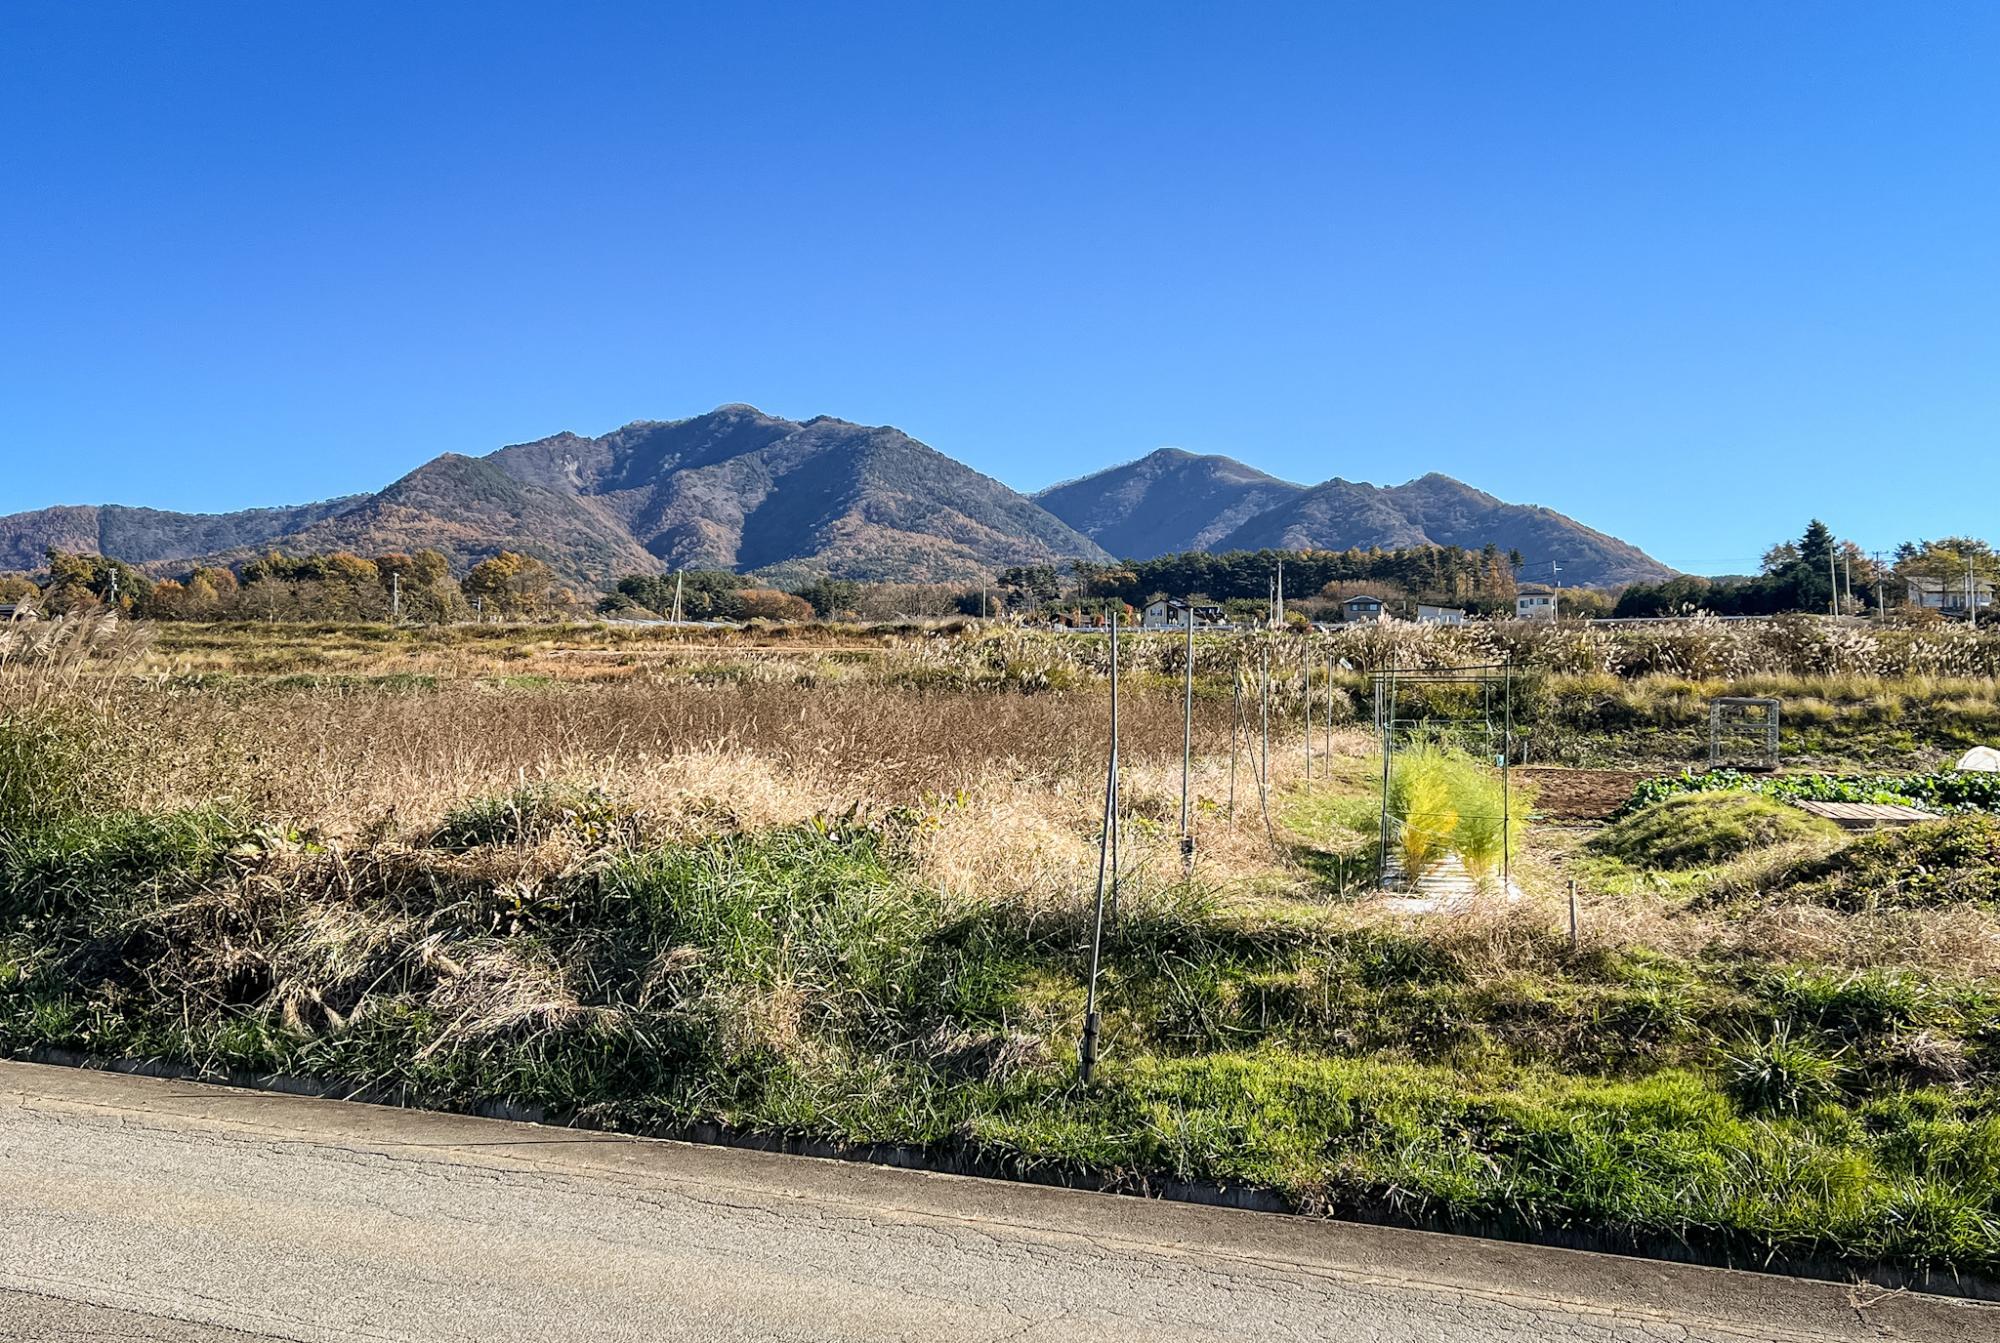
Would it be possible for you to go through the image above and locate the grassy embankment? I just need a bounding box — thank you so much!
[4,630,2000,1280]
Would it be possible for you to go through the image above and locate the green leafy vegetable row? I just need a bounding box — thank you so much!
[1614,768,2000,819]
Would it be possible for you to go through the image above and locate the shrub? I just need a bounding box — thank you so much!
[1385,745,1522,887]
[1386,747,1457,882]
[1590,792,1843,871]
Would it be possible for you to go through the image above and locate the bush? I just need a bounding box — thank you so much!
[1386,747,1456,881]
[1590,792,1844,871]
[1385,745,1522,887]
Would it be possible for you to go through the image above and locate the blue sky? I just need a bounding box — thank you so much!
[3,2,1995,575]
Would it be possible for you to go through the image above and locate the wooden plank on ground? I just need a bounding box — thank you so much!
[1792,800,1936,829]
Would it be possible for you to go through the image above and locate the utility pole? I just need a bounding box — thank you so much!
[107,569,118,610]
[391,571,401,624]
[1873,551,1888,617]
[671,572,684,624]
[1972,558,1981,632]
[1843,553,1854,617]
[1549,561,1561,621]
[1829,548,1841,617]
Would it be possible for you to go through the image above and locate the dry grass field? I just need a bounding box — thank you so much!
[5,615,2000,1282]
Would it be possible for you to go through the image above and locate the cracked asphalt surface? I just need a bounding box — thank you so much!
[0,1062,1992,1342]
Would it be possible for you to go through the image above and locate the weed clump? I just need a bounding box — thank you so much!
[433,784,632,851]
[1591,792,1844,871]
[1720,1022,1846,1115]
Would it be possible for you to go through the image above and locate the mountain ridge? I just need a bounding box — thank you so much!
[0,408,1673,587]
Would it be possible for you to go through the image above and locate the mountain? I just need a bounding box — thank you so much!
[481,405,1109,582]
[1034,449,1305,559]
[1213,472,1670,587]
[0,407,1109,586]
[0,498,363,573]
[193,454,663,583]
[0,407,1673,588]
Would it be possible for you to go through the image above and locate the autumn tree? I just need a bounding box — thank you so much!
[737,588,813,621]
[464,552,564,619]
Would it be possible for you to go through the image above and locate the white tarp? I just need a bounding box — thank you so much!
[1956,746,2000,772]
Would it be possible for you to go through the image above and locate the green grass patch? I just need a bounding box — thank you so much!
[1591,791,1845,871]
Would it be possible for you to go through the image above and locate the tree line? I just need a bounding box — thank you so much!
[3,525,1989,627]
[0,548,581,622]
[1614,523,1998,619]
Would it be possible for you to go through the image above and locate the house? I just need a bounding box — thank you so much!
[1140,597,1227,629]
[0,601,38,623]
[1341,594,1388,623]
[1906,575,1995,616]
[1416,604,1465,625]
[1515,585,1557,620]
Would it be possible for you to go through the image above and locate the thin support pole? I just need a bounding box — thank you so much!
[1227,667,1241,821]
[1180,606,1195,874]
[1259,643,1270,792]
[1377,670,1393,889]
[1325,654,1334,763]
[1079,603,1120,1083]
[1568,879,1581,954]
[1108,604,1122,924]
[1502,661,1514,893]
[1303,652,1313,780]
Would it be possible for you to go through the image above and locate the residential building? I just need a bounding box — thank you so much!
[1516,585,1557,620]
[1905,575,1995,616]
[1416,604,1466,625]
[1140,597,1227,629]
[1342,594,1387,623]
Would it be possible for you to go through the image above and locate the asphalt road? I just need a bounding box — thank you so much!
[0,1062,1991,1342]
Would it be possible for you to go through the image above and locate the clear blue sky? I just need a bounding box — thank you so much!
[4,2,1995,575]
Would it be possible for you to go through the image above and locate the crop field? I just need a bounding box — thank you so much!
[4,615,2000,1284]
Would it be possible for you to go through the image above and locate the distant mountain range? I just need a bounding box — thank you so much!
[1038,453,1667,587]
[0,407,1673,587]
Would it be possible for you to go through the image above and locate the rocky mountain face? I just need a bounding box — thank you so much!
[0,409,1671,587]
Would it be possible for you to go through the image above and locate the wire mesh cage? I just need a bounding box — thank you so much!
[1708,696,1781,772]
